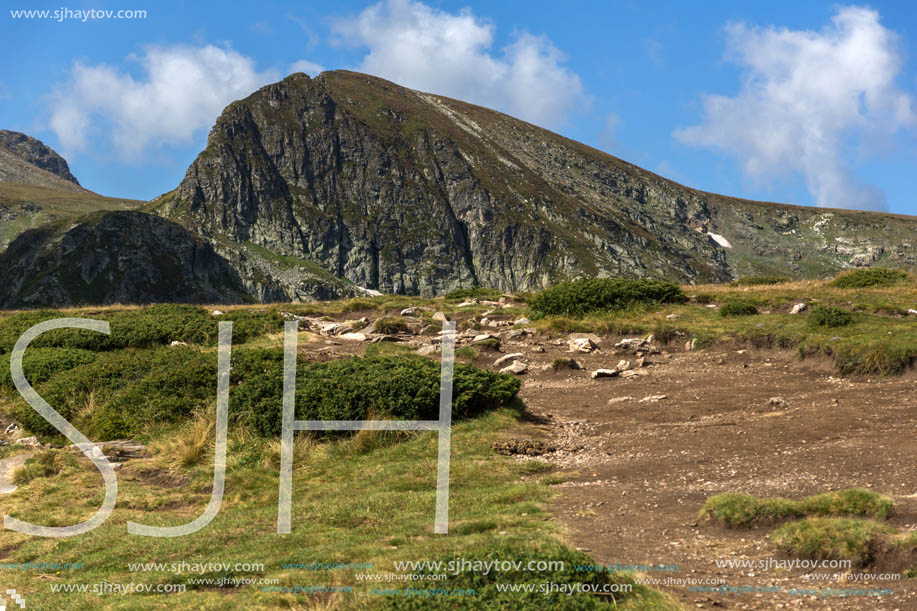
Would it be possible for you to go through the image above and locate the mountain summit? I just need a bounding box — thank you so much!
[153,71,917,300]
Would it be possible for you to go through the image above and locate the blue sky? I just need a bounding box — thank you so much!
[2,0,916,214]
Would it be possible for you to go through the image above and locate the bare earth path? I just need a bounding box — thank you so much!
[499,335,917,610]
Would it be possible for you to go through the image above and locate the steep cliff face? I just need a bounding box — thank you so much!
[0,211,250,308]
[156,71,916,299]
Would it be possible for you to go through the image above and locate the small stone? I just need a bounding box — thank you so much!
[169,340,188,347]
[665,313,679,320]
[339,333,367,342]
[514,317,530,325]
[432,312,448,322]
[769,396,789,408]
[456,301,476,308]
[400,307,416,316]
[908,309,917,316]
[480,318,492,326]
[685,338,697,351]
[620,369,649,379]
[616,359,633,371]
[211,310,224,316]
[494,353,526,367]
[473,333,500,343]
[500,361,528,375]
[790,303,808,314]
[591,369,619,379]
[417,345,438,356]
[15,436,40,447]
[639,394,668,403]
[607,396,633,405]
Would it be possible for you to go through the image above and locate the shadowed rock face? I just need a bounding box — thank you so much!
[0,130,81,186]
[0,211,251,308]
[156,71,917,299]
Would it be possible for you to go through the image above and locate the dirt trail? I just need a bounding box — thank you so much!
[497,335,917,610]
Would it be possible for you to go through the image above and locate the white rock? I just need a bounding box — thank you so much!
[665,313,679,320]
[707,232,732,248]
[514,317,530,325]
[15,436,40,447]
[473,334,500,344]
[607,397,634,405]
[211,310,224,316]
[568,337,597,353]
[705,304,718,308]
[614,338,645,349]
[432,312,448,322]
[616,360,633,371]
[790,303,808,314]
[494,353,526,367]
[500,361,528,375]
[417,345,438,356]
[340,333,367,342]
[591,369,619,379]
[639,394,668,403]
[480,318,492,326]
[769,396,789,408]
[400,307,416,316]
[320,322,341,335]
[907,309,917,316]
[456,301,477,308]
[169,340,188,347]
[621,369,649,379]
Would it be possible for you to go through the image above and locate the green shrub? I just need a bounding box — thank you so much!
[15,350,520,440]
[693,293,715,305]
[444,287,502,301]
[830,268,910,288]
[809,305,853,328]
[0,348,97,390]
[0,305,281,354]
[719,301,758,317]
[732,275,790,286]
[529,278,686,318]
[373,317,411,335]
[381,538,655,609]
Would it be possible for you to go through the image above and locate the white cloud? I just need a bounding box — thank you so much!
[49,44,279,157]
[289,59,325,76]
[675,6,916,211]
[332,0,584,129]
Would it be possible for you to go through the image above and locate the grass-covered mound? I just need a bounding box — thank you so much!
[529,278,685,318]
[830,267,910,289]
[699,489,893,528]
[380,538,675,610]
[0,304,281,354]
[770,518,892,566]
[12,349,521,440]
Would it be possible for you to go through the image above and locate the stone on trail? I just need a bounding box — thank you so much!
[400,307,416,316]
[591,369,619,379]
[339,333,367,342]
[494,353,526,368]
[568,337,597,353]
[432,312,448,322]
[769,396,789,408]
[616,360,633,371]
[790,303,808,314]
[500,361,529,375]
[639,394,668,403]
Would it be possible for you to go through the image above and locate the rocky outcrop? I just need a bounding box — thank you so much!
[0,211,250,307]
[0,130,81,186]
[154,71,917,298]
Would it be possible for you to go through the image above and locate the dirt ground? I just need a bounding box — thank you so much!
[496,333,917,610]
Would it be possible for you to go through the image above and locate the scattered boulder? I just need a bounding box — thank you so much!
[500,361,529,375]
[684,338,697,351]
[417,345,438,356]
[790,303,808,314]
[400,307,417,316]
[494,353,526,368]
[665,313,679,320]
[591,369,619,379]
[514,317,530,325]
[607,397,634,405]
[620,369,649,379]
[211,310,224,316]
[15,436,41,447]
[908,309,917,317]
[639,394,668,403]
[473,333,500,344]
[4,423,19,436]
[568,337,598,353]
[492,439,554,457]
[320,322,342,335]
[616,359,633,371]
[432,312,448,322]
[769,396,789,408]
[339,332,367,342]
[169,340,188,347]
[456,301,477,308]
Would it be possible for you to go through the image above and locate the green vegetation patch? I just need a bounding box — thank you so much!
[14,350,520,440]
[732,275,790,286]
[699,489,893,528]
[719,301,759,317]
[529,278,685,318]
[830,268,910,289]
[770,518,892,566]
[0,304,281,354]
[383,537,671,610]
[809,305,853,328]
[373,317,411,335]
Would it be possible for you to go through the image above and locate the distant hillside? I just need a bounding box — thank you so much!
[0,130,81,187]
